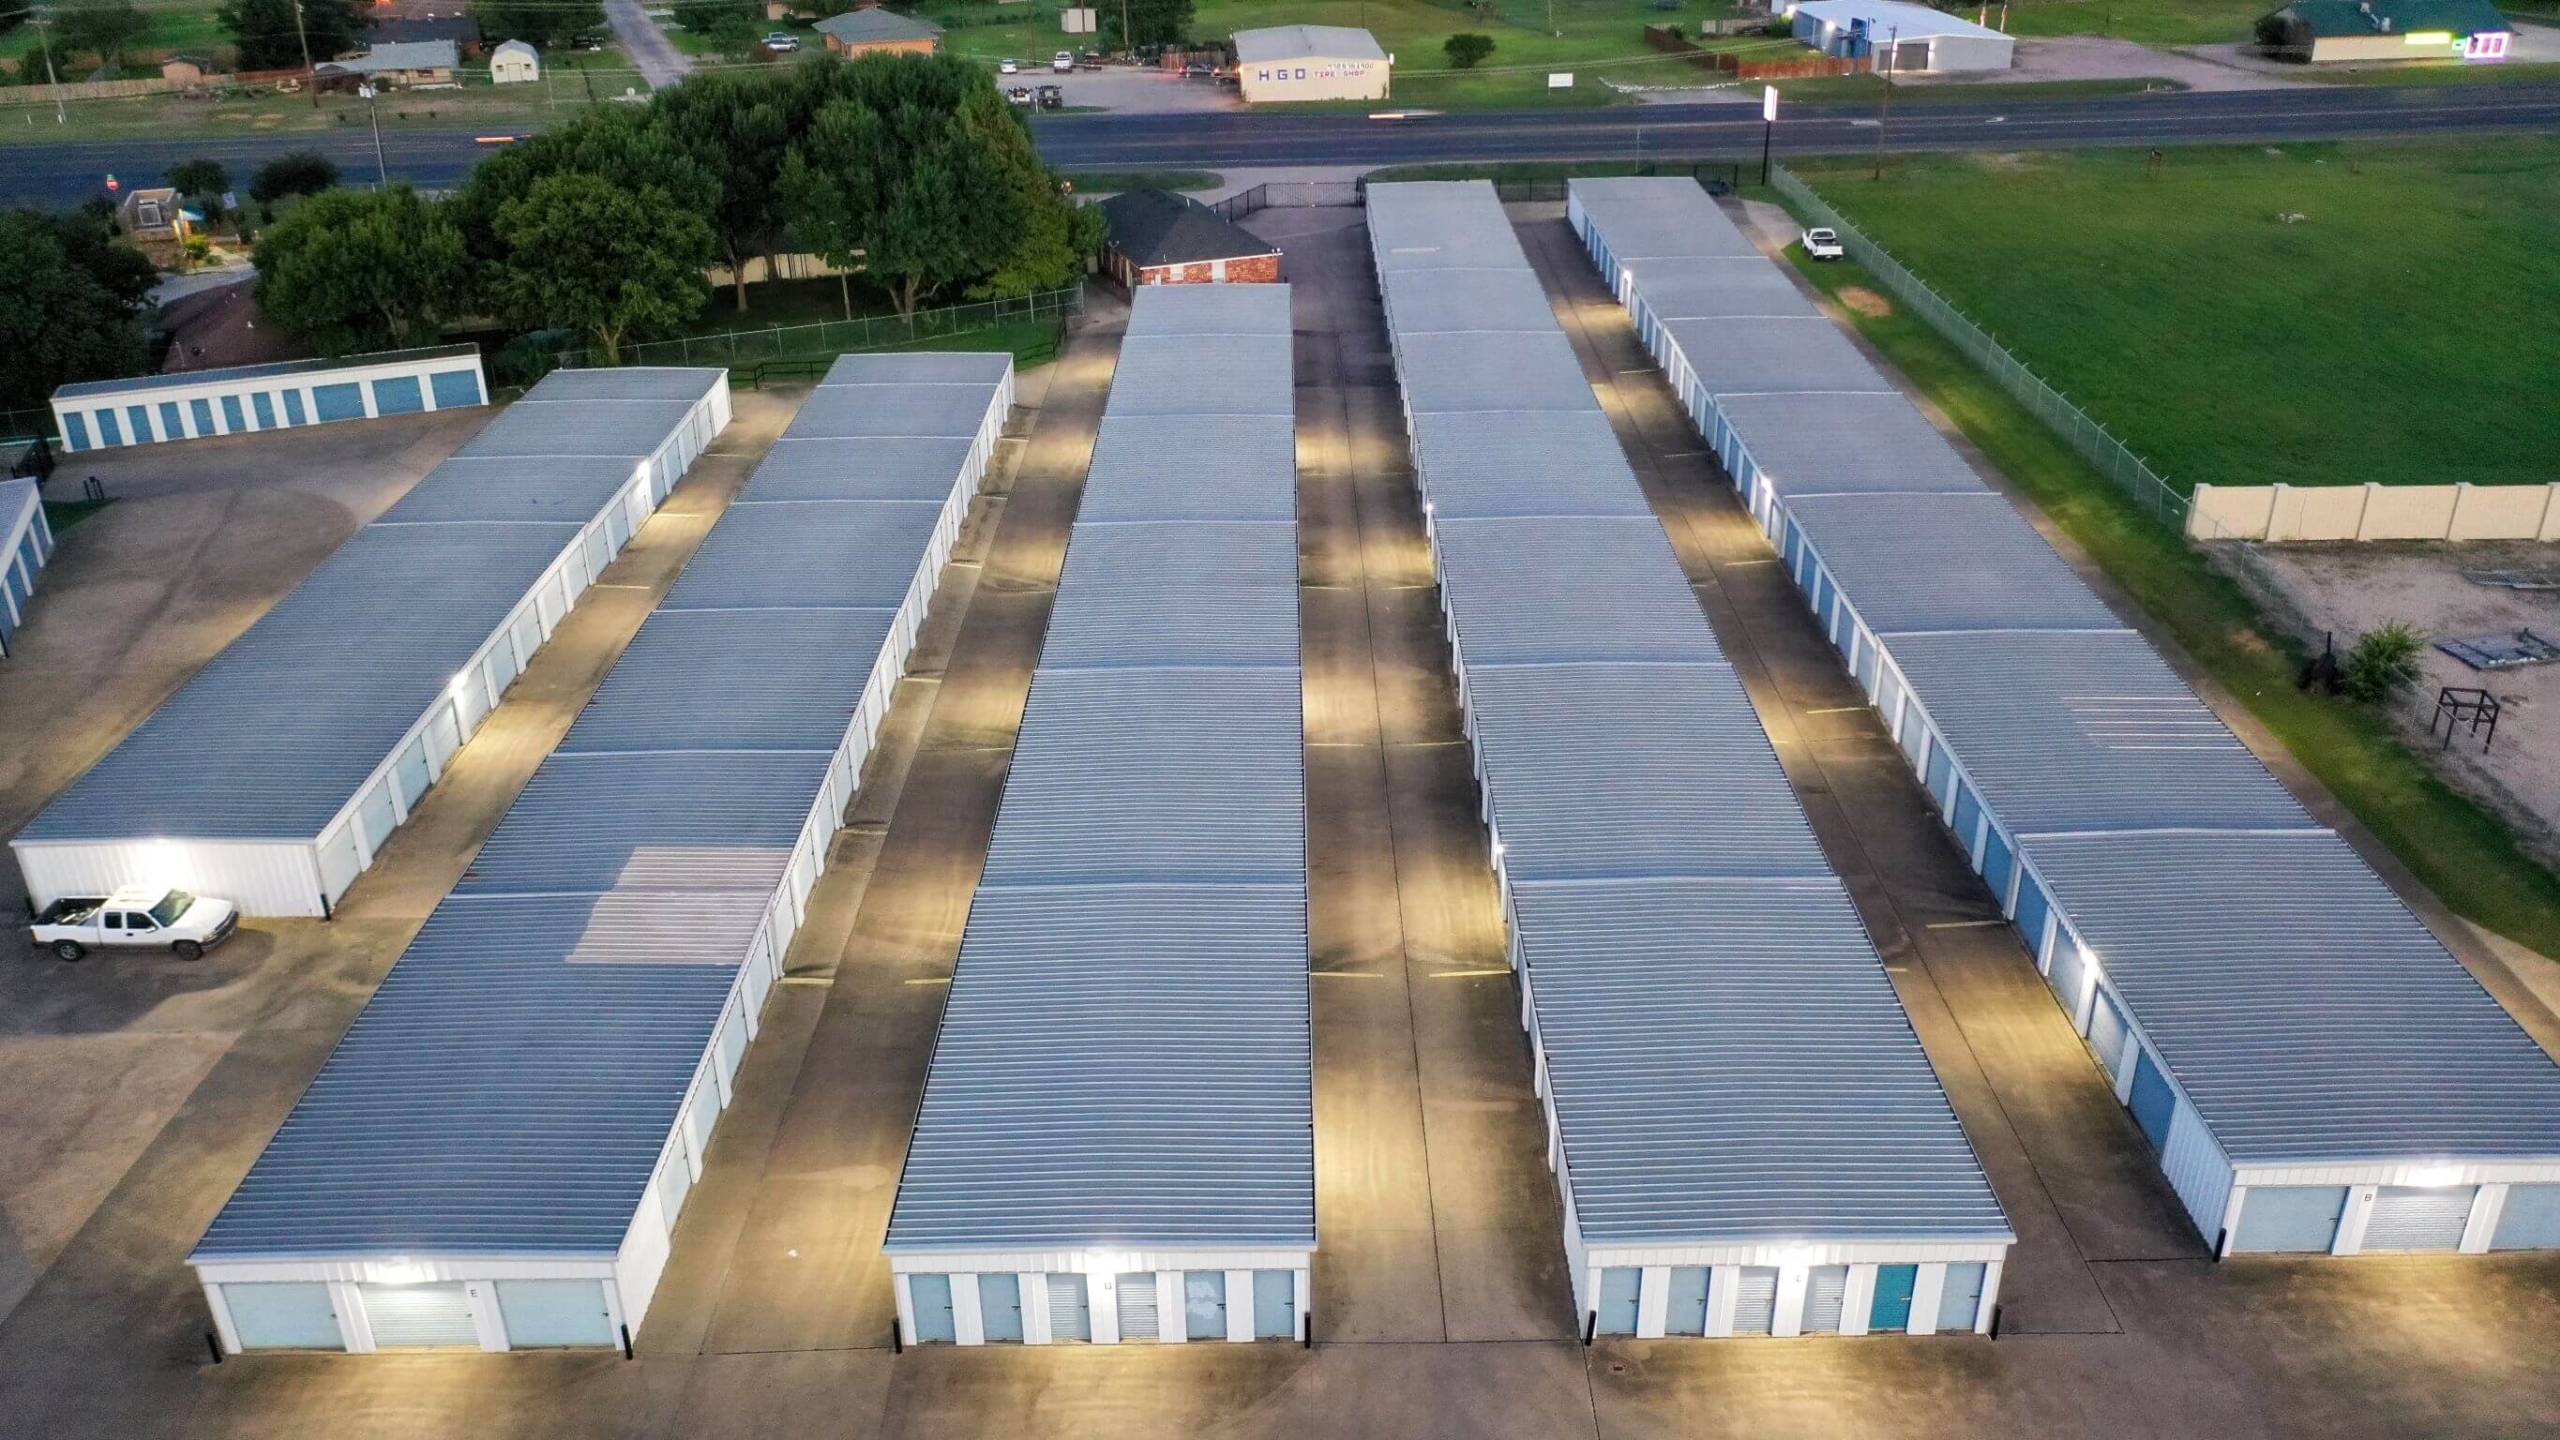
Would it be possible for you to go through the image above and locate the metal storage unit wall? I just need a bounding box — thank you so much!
[12,368,729,917]
[50,344,490,451]
[188,353,1012,1354]
[0,477,53,658]
[883,284,1314,1347]
[1370,180,2010,1342]
[1572,175,2560,1258]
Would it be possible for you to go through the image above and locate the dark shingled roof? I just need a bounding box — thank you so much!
[1100,188,1282,269]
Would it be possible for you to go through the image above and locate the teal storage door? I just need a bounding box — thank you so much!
[224,1282,344,1350]
[95,409,122,446]
[127,405,153,442]
[61,413,88,451]
[1183,1271,1226,1340]
[908,1274,956,1343]
[978,1274,1023,1342]
[190,397,216,434]
[220,394,245,431]
[372,374,425,415]
[283,390,308,424]
[2493,1184,2560,1250]
[2129,1048,2178,1151]
[1252,1270,1295,1339]
[494,1279,613,1347]
[2232,1186,2348,1253]
[1595,1267,1640,1335]
[1664,1266,1709,1335]
[251,392,276,428]
[312,382,365,421]
[1870,1264,1917,1332]
[431,368,484,408]
[159,400,185,437]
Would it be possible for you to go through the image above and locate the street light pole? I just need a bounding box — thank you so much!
[294,0,318,109]
[1759,84,1777,187]
[35,10,65,125]
[359,83,387,190]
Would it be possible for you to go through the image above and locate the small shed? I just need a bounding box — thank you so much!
[1787,0,2015,72]
[1232,24,1390,103]
[490,38,540,83]
[2257,0,2512,62]
[813,6,944,56]
[1098,188,1283,287]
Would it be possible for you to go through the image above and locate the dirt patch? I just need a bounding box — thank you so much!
[2208,538,2560,868]
[1835,285,1894,319]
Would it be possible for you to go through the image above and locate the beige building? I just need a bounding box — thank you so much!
[1233,24,1390,104]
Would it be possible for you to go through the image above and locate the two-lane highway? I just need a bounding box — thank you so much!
[2,83,2555,207]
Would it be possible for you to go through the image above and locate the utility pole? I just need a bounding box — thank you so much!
[359,83,386,190]
[294,0,318,109]
[35,9,65,125]
[1871,24,1896,181]
[1759,84,1777,187]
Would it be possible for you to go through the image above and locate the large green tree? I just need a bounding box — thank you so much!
[472,0,604,49]
[58,0,148,71]
[255,187,469,355]
[656,70,801,313]
[487,172,714,361]
[958,78,1102,298]
[451,103,720,270]
[1100,0,1191,50]
[0,209,152,411]
[216,0,369,70]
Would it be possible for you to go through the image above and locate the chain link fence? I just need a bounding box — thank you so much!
[1209,181,1367,221]
[548,287,1086,373]
[1770,164,2207,534]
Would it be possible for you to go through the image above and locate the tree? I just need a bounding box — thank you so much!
[450,103,720,271]
[57,0,149,72]
[250,151,340,204]
[657,70,801,312]
[957,78,1103,298]
[1443,33,1495,69]
[673,0,757,34]
[778,54,1017,322]
[1100,0,1191,50]
[2341,622,2424,704]
[472,0,604,49]
[486,172,713,361]
[0,209,152,411]
[256,187,469,355]
[216,0,369,70]
[168,158,230,203]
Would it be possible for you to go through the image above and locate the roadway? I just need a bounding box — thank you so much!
[2,82,2556,207]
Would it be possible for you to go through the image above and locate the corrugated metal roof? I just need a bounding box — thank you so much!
[1570,177,1763,260]
[1381,268,1560,334]
[1234,22,1388,62]
[1370,179,2006,1250]
[51,344,480,401]
[1663,315,1892,401]
[517,367,734,402]
[1886,630,2315,837]
[887,283,1311,1256]
[194,358,1008,1264]
[1394,330,1598,416]
[660,500,942,611]
[1468,664,1835,884]
[1715,391,1992,498]
[1432,517,1725,666]
[1079,415,1299,523]
[1368,182,1535,273]
[744,436,979,502]
[372,456,642,527]
[1516,877,2012,1244]
[1786,492,2125,634]
[2024,831,2560,1165]
[1410,411,1657,520]
[1621,256,1818,319]
[788,382,1019,439]
[455,396,709,458]
[823,350,1014,386]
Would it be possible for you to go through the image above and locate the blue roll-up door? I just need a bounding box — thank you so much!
[312,382,365,421]
[1870,1264,1917,1331]
[2232,1186,2349,1253]
[1937,1263,1986,1332]
[1951,779,1983,855]
[2492,1184,2560,1250]
[2129,1048,2177,1151]
[373,374,425,415]
[126,405,153,442]
[494,1279,613,1347]
[1664,1266,1709,1335]
[190,397,217,435]
[1925,743,1956,812]
[978,1274,1023,1343]
[1595,1267,1640,1335]
[431,367,484,408]
[251,391,276,428]
[283,390,308,425]
[1252,1270,1294,1339]
[220,394,246,431]
[908,1274,955,1343]
[60,412,88,451]
[223,1281,344,1350]
[1983,826,2015,909]
[159,400,185,438]
[94,409,122,446]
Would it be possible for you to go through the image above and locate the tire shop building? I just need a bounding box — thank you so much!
[12,368,727,917]
[1572,174,2560,1259]
[1369,180,2013,1340]
[49,344,488,452]
[1232,24,1391,104]
[883,285,1314,1347]
[188,353,1013,1353]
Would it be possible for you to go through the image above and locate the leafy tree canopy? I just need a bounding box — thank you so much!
[1443,33,1494,69]
[250,151,340,204]
[58,0,149,71]
[216,0,370,71]
[0,209,152,411]
[450,102,721,268]
[255,187,469,355]
[1100,0,1191,50]
[487,172,715,361]
[673,0,758,35]
[472,0,605,50]
[167,158,230,201]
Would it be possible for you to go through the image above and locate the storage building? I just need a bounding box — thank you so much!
[11,369,727,917]
[882,285,1312,1347]
[50,344,488,452]
[1787,0,2015,72]
[2258,0,2512,63]
[1233,24,1390,103]
[489,38,539,83]
[188,352,1012,1353]
[0,477,53,659]
[1572,174,2560,1258]
[1369,181,2011,1341]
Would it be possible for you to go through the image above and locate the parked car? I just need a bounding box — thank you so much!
[1801,227,1844,261]
[764,32,800,52]
[998,57,1018,73]
[1037,83,1063,109]
[31,886,238,962]
[1053,50,1075,72]
[1007,85,1034,105]
[1182,62,1212,79]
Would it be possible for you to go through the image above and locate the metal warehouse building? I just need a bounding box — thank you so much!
[1573,175,2560,1259]
[188,352,1012,1353]
[1369,181,2011,1341]
[883,285,1313,1347]
[12,369,728,917]
[50,344,489,451]
[0,476,52,658]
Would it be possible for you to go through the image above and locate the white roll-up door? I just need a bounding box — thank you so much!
[1731,1267,1778,1335]
[1046,1274,1091,1342]
[1802,1266,1849,1334]
[358,1282,477,1348]
[2362,1186,2477,1252]
[1115,1272,1159,1342]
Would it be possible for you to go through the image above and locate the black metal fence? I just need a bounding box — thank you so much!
[1208,180,1367,221]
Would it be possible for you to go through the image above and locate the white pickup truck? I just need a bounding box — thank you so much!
[1801,227,1845,261]
[30,886,239,962]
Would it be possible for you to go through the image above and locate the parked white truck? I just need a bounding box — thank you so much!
[30,886,238,962]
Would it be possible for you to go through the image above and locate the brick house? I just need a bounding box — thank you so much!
[813,6,944,56]
[1098,188,1283,288]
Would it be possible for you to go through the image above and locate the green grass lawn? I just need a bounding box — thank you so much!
[1060,168,1224,191]
[1759,191,2560,959]
[0,4,230,79]
[1787,141,2560,494]
[1997,0,2269,45]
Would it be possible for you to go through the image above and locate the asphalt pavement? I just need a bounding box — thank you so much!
[3,82,2555,208]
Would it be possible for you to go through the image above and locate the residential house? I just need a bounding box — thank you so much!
[814,6,944,57]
